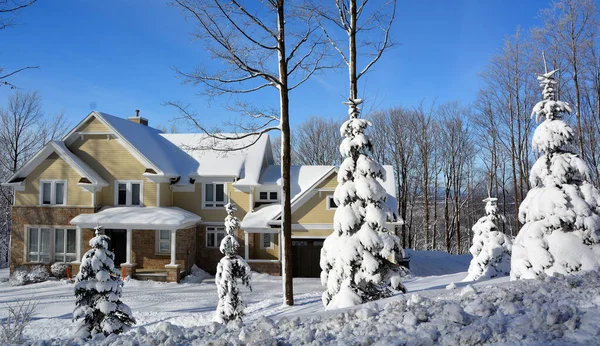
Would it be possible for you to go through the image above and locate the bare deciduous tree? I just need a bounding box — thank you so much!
[292,115,341,165]
[0,0,38,88]
[0,91,69,267]
[169,0,334,306]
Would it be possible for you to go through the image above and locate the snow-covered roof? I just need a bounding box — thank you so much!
[2,141,108,187]
[161,133,272,184]
[240,204,281,230]
[93,112,200,178]
[70,207,202,231]
[62,112,273,185]
[241,164,399,229]
[258,165,336,203]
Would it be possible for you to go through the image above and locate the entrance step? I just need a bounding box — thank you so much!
[134,271,167,282]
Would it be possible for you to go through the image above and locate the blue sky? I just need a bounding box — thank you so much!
[0,0,548,132]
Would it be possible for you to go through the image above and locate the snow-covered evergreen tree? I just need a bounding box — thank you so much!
[73,226,135,339]
[320,99,406,310]
[464,197,512,281]
[511,66,600,280]
[215,202,251,323]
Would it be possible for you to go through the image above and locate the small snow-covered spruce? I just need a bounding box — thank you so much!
[320,99,407,310]
[73,226,135,339]
[511,65,600,280]
[464,197,512,281]
[215,202,252,323]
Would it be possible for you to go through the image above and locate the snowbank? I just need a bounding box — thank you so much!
[181,265,212,284]
[21,269,600,345]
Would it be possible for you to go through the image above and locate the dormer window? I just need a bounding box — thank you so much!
[204,183,226,208]
[115,181,143,206]
[40,180,66,205]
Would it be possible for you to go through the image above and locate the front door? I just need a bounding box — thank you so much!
[104,229,127,267]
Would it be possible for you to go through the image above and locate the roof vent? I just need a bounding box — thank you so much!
[127,109,148,126]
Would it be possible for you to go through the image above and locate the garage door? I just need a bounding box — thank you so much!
[292,239,324,278]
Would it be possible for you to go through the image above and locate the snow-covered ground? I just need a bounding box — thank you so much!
[2,250,600,345]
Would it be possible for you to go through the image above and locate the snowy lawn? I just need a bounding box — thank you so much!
[2,251,600,345]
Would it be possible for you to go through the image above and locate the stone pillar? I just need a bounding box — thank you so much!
[121,263,137,278]
[165,264,180,283]
[71,263,81,277]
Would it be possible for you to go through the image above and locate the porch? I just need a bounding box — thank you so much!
[70,206,202,282]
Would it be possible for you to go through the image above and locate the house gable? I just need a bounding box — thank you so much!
[15,153,91,206]
[292,172,337,225]
[67,135,158,207]
[77,116,111,133]
[64,112,160,174]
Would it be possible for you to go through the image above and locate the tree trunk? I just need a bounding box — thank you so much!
[277,0,293,306]
[349,0,357,100]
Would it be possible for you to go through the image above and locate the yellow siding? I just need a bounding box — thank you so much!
[173,183,249,222]
[67,135,157,207]
[317,172,337,189]
[15,153,90,206]
[253,233,279,259]
[292,191,335,224]
[291,229,333,237]
[159,183,172,207]
[78,116,110,133]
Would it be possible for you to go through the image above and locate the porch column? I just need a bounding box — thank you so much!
[75,226,82,262]
[279,229,283,260]
[244,231,249,260]
[125,229,132,264]
[170,229,177,265]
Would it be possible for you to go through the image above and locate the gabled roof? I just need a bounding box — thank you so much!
[2,141,107,187]
[258,165,336,203]
[161,133,272,185]
[240,164,399,229]
[64,112,199,178]
[63,112,272,185]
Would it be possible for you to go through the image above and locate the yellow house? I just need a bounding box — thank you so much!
[2,111,399,282]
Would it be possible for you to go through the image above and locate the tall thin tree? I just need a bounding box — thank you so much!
[169,0,332,306]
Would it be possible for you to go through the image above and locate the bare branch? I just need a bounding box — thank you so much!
[0,66,39,81]
[356,0,396,80]
[0,0,37,13]
[214,0,278,51]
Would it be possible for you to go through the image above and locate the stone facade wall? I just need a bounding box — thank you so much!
[196,225,249,274]
[10,206,95,273]
[131,227,197,272]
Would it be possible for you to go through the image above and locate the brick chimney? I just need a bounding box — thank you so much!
[127,109,148,126]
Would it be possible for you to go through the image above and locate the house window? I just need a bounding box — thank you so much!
[158,230,171,253]
[28,227,51,263]
[260,233,274,249]
[327,196,338,210]
[40,181,66,205]
[258,191,278,201]
[54,228,76,262]
[206,226,226,248]
[204,183,226,208]
[115,181,143,206]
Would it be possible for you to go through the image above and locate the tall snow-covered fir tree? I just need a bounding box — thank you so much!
[511,65,600,280]
[320,99,406,310]
[73,226,135,339]
[215,202,252,323]
[464,197,512,281]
